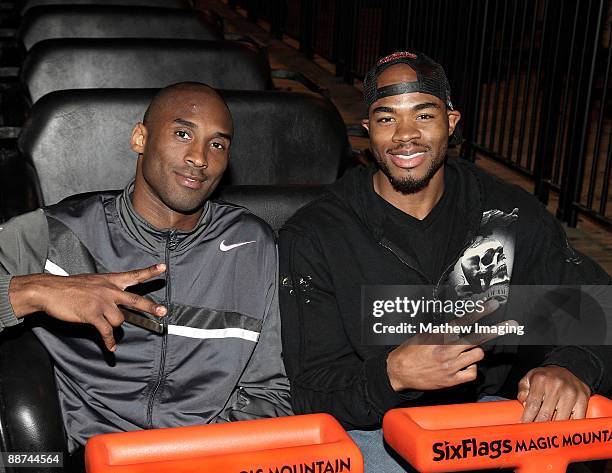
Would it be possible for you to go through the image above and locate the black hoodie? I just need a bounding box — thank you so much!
[278,158,611,430]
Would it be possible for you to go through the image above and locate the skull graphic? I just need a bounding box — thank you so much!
[459,236,510,300]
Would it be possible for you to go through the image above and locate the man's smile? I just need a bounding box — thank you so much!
[387,150,427,169]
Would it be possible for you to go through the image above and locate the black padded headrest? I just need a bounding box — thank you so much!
[18,89,350,205]
[22,39,272,104]
[217,185,327,233]
[20,0,190,16]
[18,5,222,51]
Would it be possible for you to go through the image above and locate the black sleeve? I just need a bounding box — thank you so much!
[526,205,612,395]
[278,228,419,430]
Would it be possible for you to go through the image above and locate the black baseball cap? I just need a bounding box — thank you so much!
[363,50,453,111]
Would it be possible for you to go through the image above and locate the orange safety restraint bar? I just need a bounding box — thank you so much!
[383,394,612,473]
[85,413,363,473]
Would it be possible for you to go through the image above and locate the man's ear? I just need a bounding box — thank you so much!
[130,123,147,154]
[361,118,370,133]
[447,110,461,136]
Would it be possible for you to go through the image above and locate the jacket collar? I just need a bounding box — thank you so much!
[115,180,212,253]
[328,157,484,245]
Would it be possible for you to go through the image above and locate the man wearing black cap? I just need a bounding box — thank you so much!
[278,52,611,472]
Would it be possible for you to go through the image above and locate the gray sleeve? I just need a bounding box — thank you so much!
[219,245,293,421]
[0,210,49,330]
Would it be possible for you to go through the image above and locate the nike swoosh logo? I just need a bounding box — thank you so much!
[219,240,256,251]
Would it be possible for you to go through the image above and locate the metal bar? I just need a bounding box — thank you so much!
[343,0,357,83]
[568,0,605,226]
[488,0,509,151]
[465,0,490,161]
[458,0,476,148]
[426,0,433,54]
[431,0,439,59]
[438,0,448,64]
[355,0,363,78]
[359,0,367,76]
[366,1,374,71]
[565,0,596,221]
[347,0,357,83]
[516,0,540,169]
[434,0,442,59]
[479,0,499,145]
[418,2,429,52]
[363,0,370,76]
[586,35,611,208]
[416,0,423,51]
[556,0,589,219]
[311,0,319,54]
[404,0,413,48]
[375,2,383,66]
[400,0,409,50]
[506,0,529,162]
[600,126,612,216]
[350,0,362,80]
[533,0,565,201]
[446,1,460,85]
[526,0,550,173]
[498,0,519,154]
[421,0,428,52]
[318,0,327,58]
[554,0,582,186]
[328,0,337,59]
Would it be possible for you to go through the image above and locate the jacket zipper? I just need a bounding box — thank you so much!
[433,239,475,298]
[146,229,176,428]
[379,237,476,323]
[378,238,431,283]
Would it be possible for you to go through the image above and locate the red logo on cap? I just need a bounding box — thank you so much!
[377,51,418,65]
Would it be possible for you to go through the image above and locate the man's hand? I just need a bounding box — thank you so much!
[386,299,517,391]
[8,264,167,352]
[387,340,487,391]
[518,366,591,422]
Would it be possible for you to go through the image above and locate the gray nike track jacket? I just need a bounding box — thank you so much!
[0,184,291,452]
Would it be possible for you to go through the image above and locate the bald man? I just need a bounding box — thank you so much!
[0,82,291,455]
[278,53,611,472]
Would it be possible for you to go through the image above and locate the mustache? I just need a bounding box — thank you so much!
[389,142,431,153]
[175,168,209,182]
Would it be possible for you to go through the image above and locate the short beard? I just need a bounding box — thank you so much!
[375,150,446,194]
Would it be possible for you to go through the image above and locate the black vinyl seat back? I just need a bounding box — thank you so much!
[18,89,350,205]
[221,90,350,186]
[18,5,222,51]
[0,325,66,473]
[22,39,273,105]
[19,0,191,16]
[217,185,327,234]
